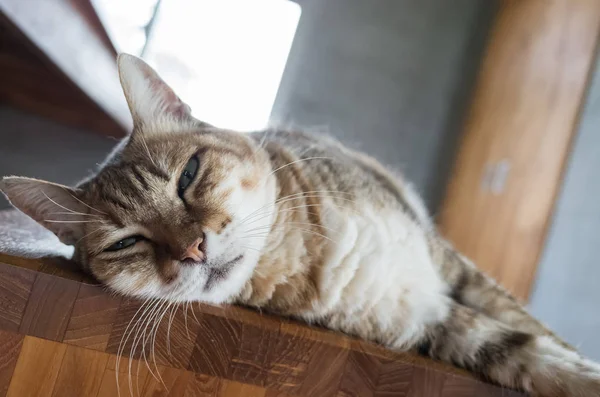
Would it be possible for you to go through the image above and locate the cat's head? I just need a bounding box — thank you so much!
[0,54,277,303]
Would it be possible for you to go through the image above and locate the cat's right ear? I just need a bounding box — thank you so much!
[117,53,197,132]
[0,177,88,246]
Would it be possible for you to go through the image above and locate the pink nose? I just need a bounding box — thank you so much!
[181,236,205,263]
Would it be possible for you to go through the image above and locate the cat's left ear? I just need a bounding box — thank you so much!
[117,53,194,129]
[0,177,88,246]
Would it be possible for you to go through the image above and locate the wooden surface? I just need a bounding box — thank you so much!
[0,0,129,136]
[439,0,600,300]
[0,210,524,397]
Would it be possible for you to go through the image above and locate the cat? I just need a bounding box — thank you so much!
[1,53,599,396]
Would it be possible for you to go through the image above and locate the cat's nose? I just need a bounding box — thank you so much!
[180,235,206,263]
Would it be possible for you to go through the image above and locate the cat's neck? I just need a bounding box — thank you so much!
[237,144,329,315]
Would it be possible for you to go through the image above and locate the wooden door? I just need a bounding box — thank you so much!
[439,0,600,301]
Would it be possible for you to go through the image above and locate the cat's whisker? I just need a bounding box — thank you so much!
[249,264,267,278]
[183,301,191,340]
[65,190,107,215]
[75,227,105,244]
[147,302,170,392]
[44,219,102,224]
[256,129,270,151]
[166,303,178,356]
[147,299,172,391]
[238,189,354,226]
[149,299,171,367]
[244,221,340,236]
[242,226,338,244]
[138,299,168,389]
[268,157,333,177]
[129,298,165,395]
[144,299,173,388]
[190,302,201,325]
[47,211,102,218]
[42,191,92,217]
[149,300,174,391]
[239,244,262,253]
[273,189,355,203]
[244,222,340,239]
[137,298,167,387]
[278,200,359,215]
[239,196,358,230]
[131,302,155,395]
[263,193,358,216]
[260,190,354,214]
[116,298,152,397]
[277,194,359,207]
[138,132,158,168]
[239,205,324,229]
[278,208,320,217]
[139,296,173,393]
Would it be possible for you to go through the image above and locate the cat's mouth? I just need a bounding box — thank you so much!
[204,254,244,291]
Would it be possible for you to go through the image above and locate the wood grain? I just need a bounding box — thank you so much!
[337,350,380,397]
[407,366,446,397]
[0,263,35,332]
[0,330,22,397]
[267,322,349,397]
[0,254,525,397]
[140,365,187,397]
[51,344,109,397]
[219,379,267,397]
[230,322,280,386]
[439,0,600,299]
[107,300,202,369]
[63,284,121,351]
[441,375,503,397]
[6,337,66,397]
[96,368,150,397]
[265,390,295,397]
[106,354,148,374]
[105,297,145,359]
[373,358,413,397]
[189,313,242,378]
[19,273,80,341]
[151,304,202,369]
[184,373,222,397]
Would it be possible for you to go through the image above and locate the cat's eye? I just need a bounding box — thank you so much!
[105,235,145,252]
[178,156,199,197]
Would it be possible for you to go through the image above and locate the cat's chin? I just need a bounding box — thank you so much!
[203,254,244,290]
[165,249,259,304]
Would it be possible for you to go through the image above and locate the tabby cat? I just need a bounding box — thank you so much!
[1,54,599,396]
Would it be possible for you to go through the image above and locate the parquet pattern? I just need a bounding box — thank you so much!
[0,258,525,397]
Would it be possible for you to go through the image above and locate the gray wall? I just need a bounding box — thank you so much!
[272,0,497,210]
[529,53,600,360]
[0,106,115,209]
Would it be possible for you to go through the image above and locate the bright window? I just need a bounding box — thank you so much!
[92,0,301,131]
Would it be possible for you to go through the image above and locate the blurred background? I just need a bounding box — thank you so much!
[0,0,599,358]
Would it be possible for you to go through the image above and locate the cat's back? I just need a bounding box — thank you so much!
[252,128,431,227]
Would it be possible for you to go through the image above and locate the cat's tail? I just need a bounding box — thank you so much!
[429,236,575,351]
[417,300,600,396]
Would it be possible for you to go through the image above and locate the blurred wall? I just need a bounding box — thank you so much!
[529,52,600,361]
[0,106,115,209]
[271,0,498,210]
